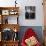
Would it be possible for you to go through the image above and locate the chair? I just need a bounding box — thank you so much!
[21,28,41,46]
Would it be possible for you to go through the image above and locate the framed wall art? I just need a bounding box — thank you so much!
[25,6,35,19]
[2,10,9,15]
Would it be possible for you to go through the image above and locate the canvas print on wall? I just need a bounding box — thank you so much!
[25,6,35,19]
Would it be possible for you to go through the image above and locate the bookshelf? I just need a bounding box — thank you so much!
[0,7,20,46]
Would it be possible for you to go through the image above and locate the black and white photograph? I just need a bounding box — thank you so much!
[25,6,35,19]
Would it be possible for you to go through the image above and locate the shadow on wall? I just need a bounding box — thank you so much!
[18,26,44,44]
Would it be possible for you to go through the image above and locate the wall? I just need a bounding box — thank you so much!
[18,26,44,44]
[18,0,44,26]
[0,0,44,26]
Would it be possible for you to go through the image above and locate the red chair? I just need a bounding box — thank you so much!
[21,28,41,46]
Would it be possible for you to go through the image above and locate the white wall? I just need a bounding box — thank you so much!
[0,0,44,26]
[18,0,44,26]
